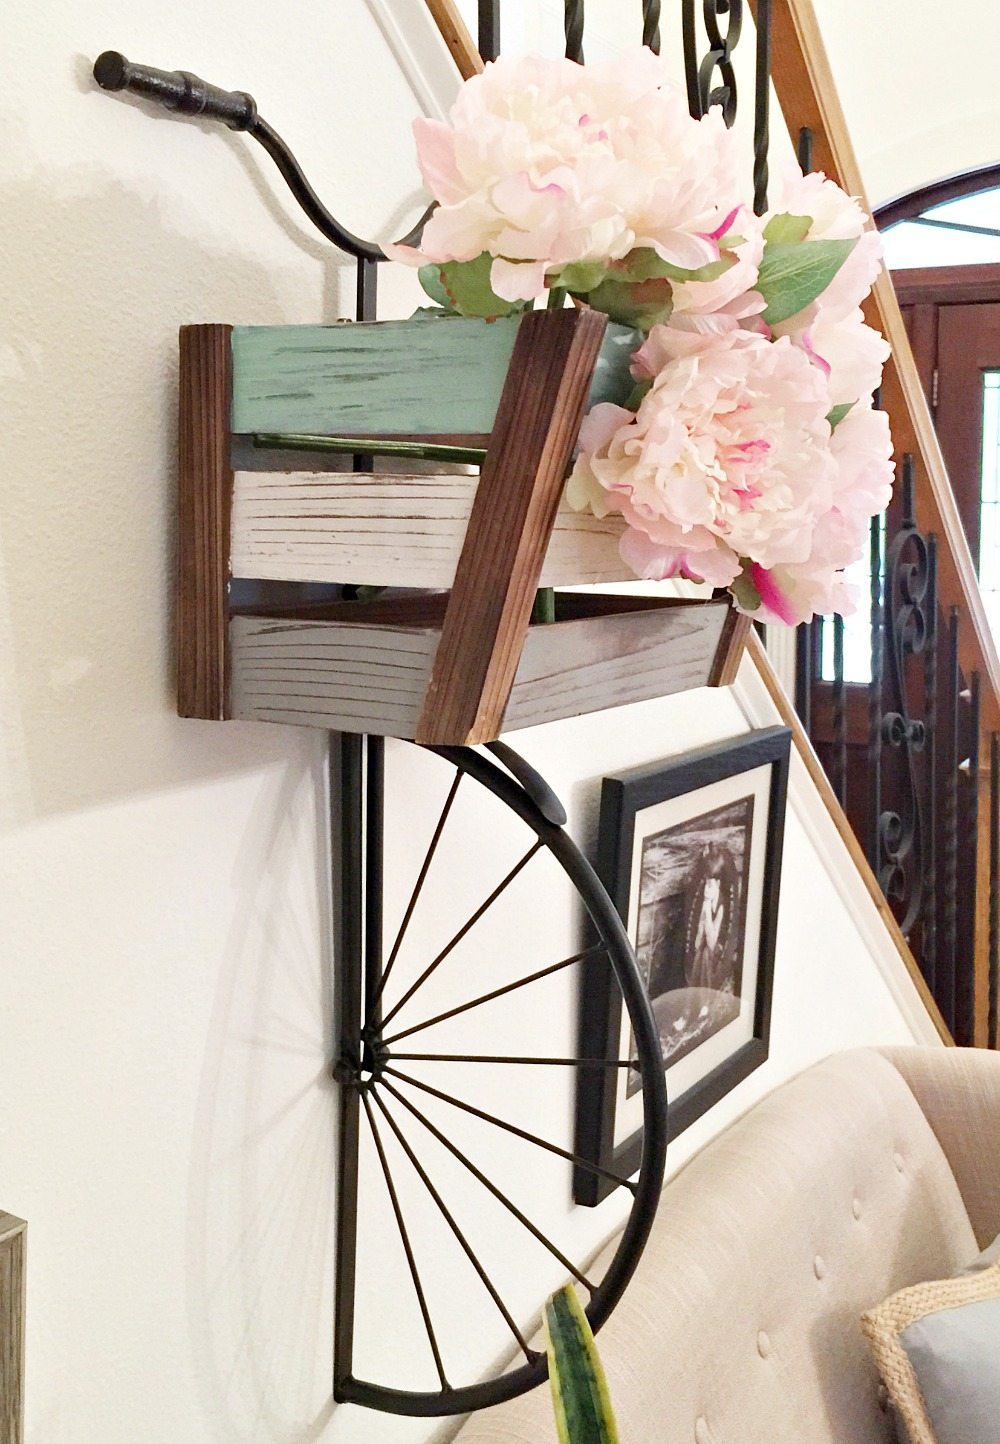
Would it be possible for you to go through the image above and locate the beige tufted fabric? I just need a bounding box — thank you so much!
[448,1048,997,1444]
[879,1046,1000,1249]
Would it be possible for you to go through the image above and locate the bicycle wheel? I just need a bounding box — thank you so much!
[333,735,668,1416]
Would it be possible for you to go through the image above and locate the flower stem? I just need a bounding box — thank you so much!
[252,433,488,466]
[531,587,557,624]
[546,286,568,311]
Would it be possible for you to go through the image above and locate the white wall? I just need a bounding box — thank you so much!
[812,0,1000,206]
[0,4,946,1442]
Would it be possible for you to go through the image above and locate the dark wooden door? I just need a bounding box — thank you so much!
[804,265,999,1000]
[895,264,1000,563]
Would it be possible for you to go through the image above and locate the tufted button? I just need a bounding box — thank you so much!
[894,1152,905,1174]
[695,1417,715,1443]
[757,1330,772,1359]
[814,1254,827,1280]
[853,1197,863,1220]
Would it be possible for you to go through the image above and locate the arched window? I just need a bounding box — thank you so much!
[877,165,1000,269]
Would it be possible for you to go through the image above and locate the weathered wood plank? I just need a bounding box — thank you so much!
[418,308,610,745]
[229,596,734,740]
[708,607,752,688]
[0,1213,25,1444]
[230,471,633,588]
[230,616,436,736]
[178,325,233,720]
[504,599,730,731]
[230,317,638,438]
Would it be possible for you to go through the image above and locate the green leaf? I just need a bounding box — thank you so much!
[763,212,812,245]
[554,260,611,294]
[546,1287,620,1444]
[408,305,461,320]
[730,567,762,614]
[418,254,529,319]
[612,246,735,286]
[580,274,673,331]
[827,400,856,430]
[417,264,459,313]
[757,237,858,325]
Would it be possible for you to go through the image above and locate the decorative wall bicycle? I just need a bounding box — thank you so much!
[91,0,768,1415]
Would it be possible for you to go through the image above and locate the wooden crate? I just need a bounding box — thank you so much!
[178,309,749,745]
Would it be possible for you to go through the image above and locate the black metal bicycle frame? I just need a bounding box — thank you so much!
[93,0,775,1413]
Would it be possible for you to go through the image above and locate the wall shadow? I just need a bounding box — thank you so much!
[0,123,355,830]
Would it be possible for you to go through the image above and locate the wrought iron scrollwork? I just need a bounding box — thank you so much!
[873,458,936,938]
[682,0,744,125]
[681,0,772,213]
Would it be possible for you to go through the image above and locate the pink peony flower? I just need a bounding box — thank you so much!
[667,205,767,334]
[784,306,890,409]
[566,328,839,589]
[386,49,745,303]
[745,403,894,624]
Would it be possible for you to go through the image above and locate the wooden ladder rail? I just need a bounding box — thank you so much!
[754,0,1000,1043]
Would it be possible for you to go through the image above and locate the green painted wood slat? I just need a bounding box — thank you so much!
[230,315,640,437]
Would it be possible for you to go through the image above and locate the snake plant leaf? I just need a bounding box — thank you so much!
[546,1286,620,1444]
[757,237,858,325]
[418,254,529,319]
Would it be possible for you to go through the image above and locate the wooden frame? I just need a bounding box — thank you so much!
[0,1214,25,1444]
[178,309,751,745]
[574,728,790,1205]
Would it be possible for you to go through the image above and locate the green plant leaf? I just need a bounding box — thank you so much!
[731,567,762,614]
[763,212,812,245]
[757,237,858,325]
[611,246,735,287]
[417,265,459,313]
[418,254,529,319]
[827,400,856,429]
[580,274,673,331]
[554,260,611,294]
[546,1287,620,1444]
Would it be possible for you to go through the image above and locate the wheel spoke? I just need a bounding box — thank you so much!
[359,1089,451,1392]
[379,1076,595,1294]
[370,1088,538,1365]
[366,769,463,1026]
[383,1066,638,1195]
[378,841,544,1032]
[381,944,603,1048]
[391,1052,636,1070]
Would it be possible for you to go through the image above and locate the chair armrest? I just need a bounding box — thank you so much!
[882,1046,1000,1249]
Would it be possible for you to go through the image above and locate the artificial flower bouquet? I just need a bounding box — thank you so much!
[388,49,893,627]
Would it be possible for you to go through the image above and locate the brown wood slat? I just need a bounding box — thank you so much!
[416,308,609,745]
[0,1213,25,1444]
[423,0,483,80]
[505,598,731,731]
[708,608,752,688]
[177,325,233,720]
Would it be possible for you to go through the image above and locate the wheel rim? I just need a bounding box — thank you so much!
[335,740,668,1417]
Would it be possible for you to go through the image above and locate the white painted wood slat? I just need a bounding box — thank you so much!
[230,471,633,588]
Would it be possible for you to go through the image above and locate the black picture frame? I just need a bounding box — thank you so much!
[574,726,791,1206]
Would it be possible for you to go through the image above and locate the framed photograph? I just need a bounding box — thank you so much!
[574,726,791,1206]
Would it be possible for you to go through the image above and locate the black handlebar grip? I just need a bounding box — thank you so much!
[93,51,257,131]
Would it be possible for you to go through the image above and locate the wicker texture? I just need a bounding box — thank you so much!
[861,1259,1000,1444]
